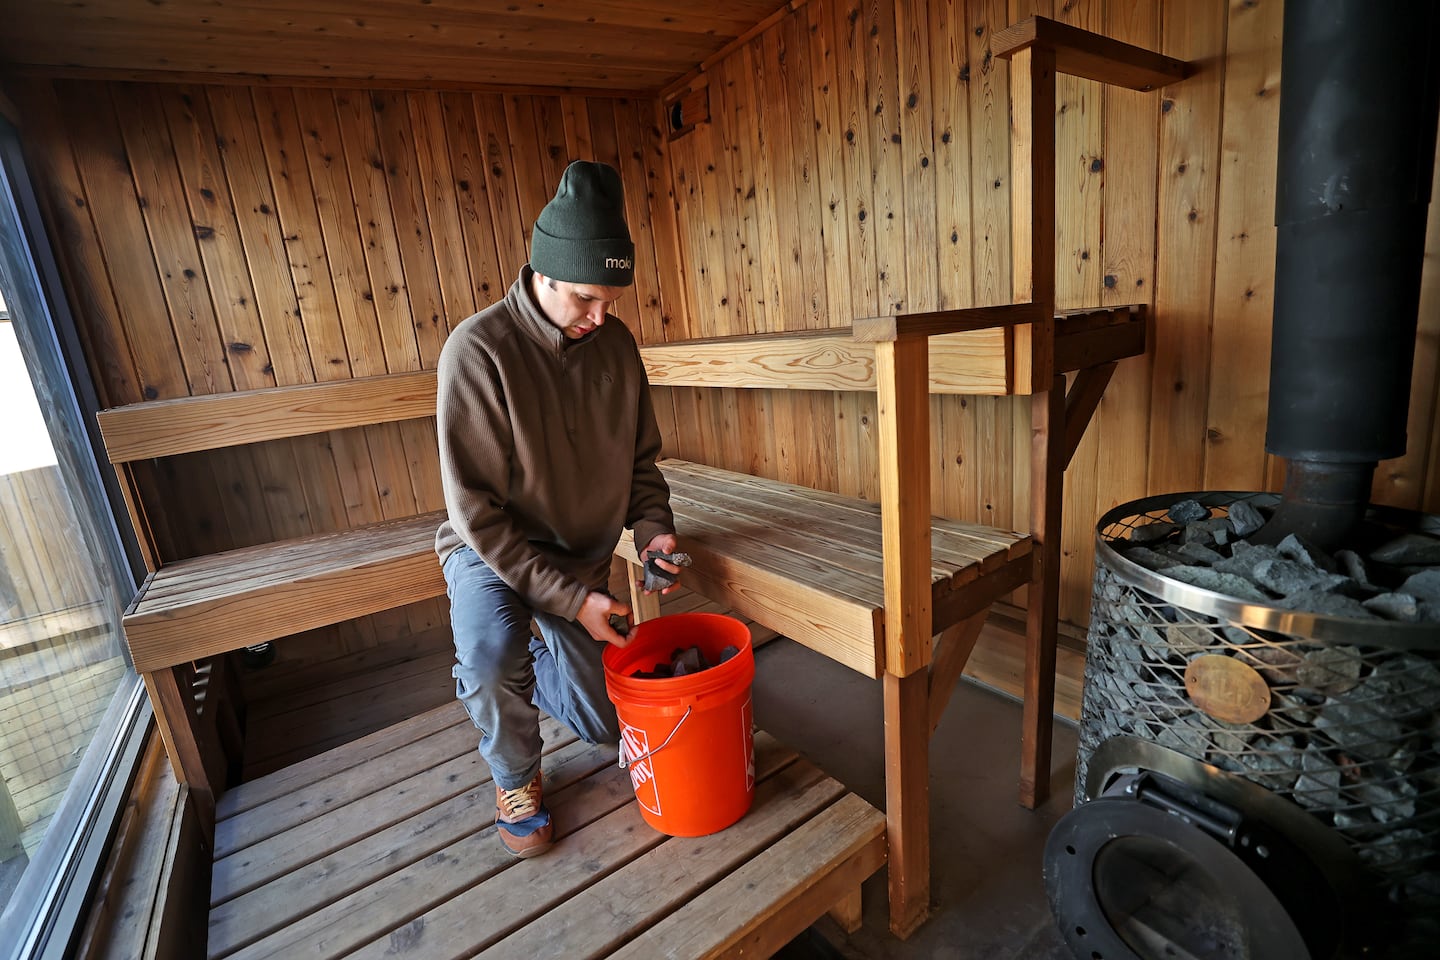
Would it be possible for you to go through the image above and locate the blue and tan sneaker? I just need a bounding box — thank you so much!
[495,772,553,858]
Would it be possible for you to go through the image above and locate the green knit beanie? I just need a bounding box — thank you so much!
[530,161,635,287]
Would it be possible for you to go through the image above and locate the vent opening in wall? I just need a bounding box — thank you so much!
[664,83,710,140]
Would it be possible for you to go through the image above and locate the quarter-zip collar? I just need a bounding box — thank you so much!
[506,265,602,362]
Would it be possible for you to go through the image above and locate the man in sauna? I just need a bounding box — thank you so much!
[434,160,681,859]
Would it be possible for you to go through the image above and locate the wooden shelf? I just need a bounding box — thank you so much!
[993,16,1190,91]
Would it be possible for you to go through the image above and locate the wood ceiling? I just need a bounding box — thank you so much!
[0,0,792,93]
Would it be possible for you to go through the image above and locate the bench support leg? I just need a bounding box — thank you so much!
[1021,376,1066,809]
[625,558,661,623]
[827,884,864,934]
[142,668,216,834]
[927,611,987,735]
[883,669,930,939]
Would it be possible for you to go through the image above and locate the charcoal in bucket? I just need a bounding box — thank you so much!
[602,613,756,837]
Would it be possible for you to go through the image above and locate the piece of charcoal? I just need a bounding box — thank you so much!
[1168,499,1210,524]
[1117,545,1180,572]
[719,644,741,663]
[1273,589,1378,619]
[1399,568,1440,604]
[1252,558,1351,596]
[1364,592,1421,622]
[1163,564,1270,602]
[1371,532,1440,566]
[1227,499,1265,538]
[643,550,694,592]
[1181,517,1231,547]
[1337,549,1372,586]
[671,645,710,676]
[1129,521,1178,544]
[1277,534,1338,573]
[1176,542,1225,566]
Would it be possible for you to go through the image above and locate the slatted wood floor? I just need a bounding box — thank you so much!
[214,581,879,959]
[206,700,885,959]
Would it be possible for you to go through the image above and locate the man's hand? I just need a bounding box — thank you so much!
[578,590,633,646]
[640,533,684,594]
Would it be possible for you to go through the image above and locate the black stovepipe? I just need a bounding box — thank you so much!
[1260,0,1440,549]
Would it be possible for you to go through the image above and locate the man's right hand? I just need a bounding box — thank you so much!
[577,590,633,646]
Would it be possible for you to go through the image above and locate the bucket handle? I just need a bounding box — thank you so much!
[618,705,692,770]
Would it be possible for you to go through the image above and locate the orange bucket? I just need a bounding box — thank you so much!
[602,612,756,837]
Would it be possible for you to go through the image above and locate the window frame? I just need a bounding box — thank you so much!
[0,114,152,960]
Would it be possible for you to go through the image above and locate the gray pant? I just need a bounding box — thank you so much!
[442,545,620,790]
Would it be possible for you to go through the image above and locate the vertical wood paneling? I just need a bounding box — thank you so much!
[747,42,786,334]
[833,0,880,319]
[967,0,1016,532]
[809,0,856,326]
[409,92,480,329]
[115,85,231,399]
[12,78,138,409]
[1093,0,1158,529]
[1204,0,1281,493]
[929,0,974,313]
[783,14,829,332]
[897,0,940,315]
[1147,0,1227,495]
[0,468,103,625]
[1411,148,1440,512]
[208,87,314,387]
[473,94,530,281]
[720,58,766,338]
[439,93,505,314]
[865,0,908,315]
[372,91,448,367]
[638,100,690,341]
[252,88,358,557]
[161,87,275,393]
[612,100,670,346]
[707,63,755,336]
[19,0,1440,640]
[60,81,186,403]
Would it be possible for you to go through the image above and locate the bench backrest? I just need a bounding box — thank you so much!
[96,370,440,464]
[96,303,1145,470]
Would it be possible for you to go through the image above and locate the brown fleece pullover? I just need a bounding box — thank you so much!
[434,267,673,621]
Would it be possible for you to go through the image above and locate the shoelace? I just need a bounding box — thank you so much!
[497,778,542,821]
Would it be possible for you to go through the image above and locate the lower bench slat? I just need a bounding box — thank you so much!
[605,794,888,960]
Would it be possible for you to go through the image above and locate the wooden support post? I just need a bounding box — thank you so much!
[1022,375,1066,809]
[626,559,662,623]
[874,337,933,676]
[1009,45,1058,394]
[1010,32,1062,812]
[141,669,215,835]
[827,885,864,934]
[883,669,930,939]
[875,331,933,938]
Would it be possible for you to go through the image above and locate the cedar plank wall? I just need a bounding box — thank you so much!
[656,0,1440,624]
[7,80,677,662]
[7,0,1440,658]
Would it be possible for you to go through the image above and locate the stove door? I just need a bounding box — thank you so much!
[1045,772,1337,960]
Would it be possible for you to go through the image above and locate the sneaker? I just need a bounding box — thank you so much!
[495,772,553,858]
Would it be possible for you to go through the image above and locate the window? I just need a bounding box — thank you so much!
[0,117,147,960]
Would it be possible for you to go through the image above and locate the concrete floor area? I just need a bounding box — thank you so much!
[751,637,1079,960]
